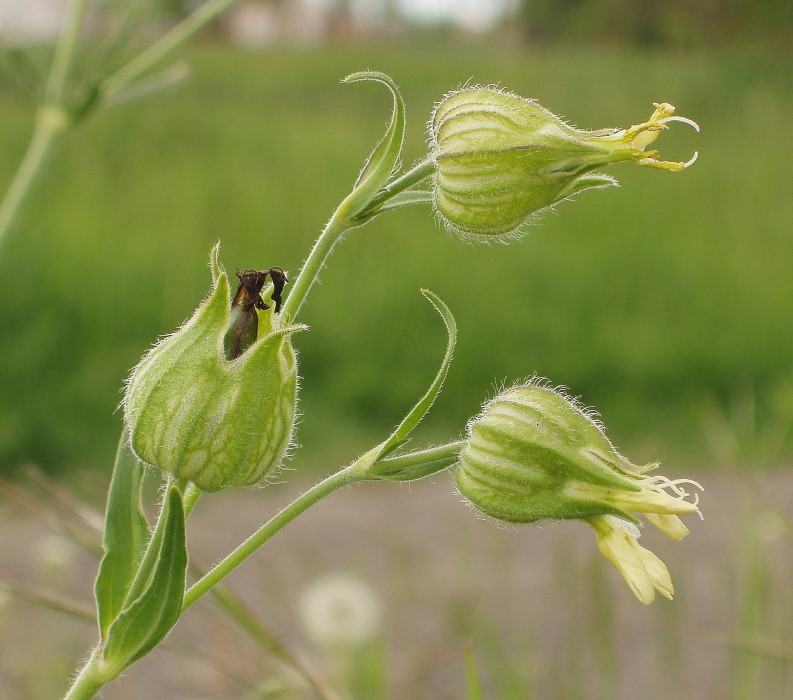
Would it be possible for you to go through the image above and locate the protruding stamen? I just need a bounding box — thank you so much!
[660,115,701,132]
[683,151,699,168]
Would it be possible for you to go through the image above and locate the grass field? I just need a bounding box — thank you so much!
[0,41,792,476]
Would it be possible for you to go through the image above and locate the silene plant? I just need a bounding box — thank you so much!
[63,72,703,698]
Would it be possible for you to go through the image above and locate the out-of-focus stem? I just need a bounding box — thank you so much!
[0,107,69,254]
[103,0,245,96]
[44,0,90,106]
[183,465,363,610]
[0,0,89,256]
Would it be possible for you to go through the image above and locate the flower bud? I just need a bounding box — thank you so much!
[456,380,702,603]
[430,87,699,238]
[123,247,304,492]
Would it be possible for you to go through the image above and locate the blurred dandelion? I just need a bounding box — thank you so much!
[34,533,78,573]
[299,572,383,650]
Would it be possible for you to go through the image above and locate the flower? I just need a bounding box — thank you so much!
[588,515,674,604]
[430,87,699,238]
[455,379,702,603]
[123,245,304,492]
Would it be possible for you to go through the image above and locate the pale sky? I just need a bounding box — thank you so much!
[0,0,520,41]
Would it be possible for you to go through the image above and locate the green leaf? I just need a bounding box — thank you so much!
[377,290,457,461]
[103,486,187,668]
[95,434,150,642]
[340,71,405,219]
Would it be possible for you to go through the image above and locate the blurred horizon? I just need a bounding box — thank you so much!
[1,0,790,49]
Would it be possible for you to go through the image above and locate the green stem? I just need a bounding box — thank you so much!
[0,107,69,253]
[62,648,117,700]
[183,465,363,611]
[282,158,435,321]
[376,441,462,471]
[0,0,88,255]
[353,158,434,221]
[182,483,202,518]
[44,0,90,107]
[280,210,349,321]
[103,0,245,96]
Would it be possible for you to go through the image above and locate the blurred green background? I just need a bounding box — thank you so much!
[0,1,792,478]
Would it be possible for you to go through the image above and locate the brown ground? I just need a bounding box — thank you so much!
[1,467,792,699]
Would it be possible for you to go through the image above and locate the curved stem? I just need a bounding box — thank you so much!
[103,0,245,96]
[62,648,116,700]
[182,465,363,611]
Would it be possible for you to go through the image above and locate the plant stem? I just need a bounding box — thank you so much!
[0,107,69,254]
[353,158,434,221]
[44,0,90,107]
[376,441,462,471]
[103,0,245,96]
[183,465,363,611]
[282,159,435,321]
[280,211,349,321]
[62,648,116,700]
[182,483,202,518]
[0,0,89,254]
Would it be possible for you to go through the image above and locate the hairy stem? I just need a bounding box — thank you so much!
[282,159,435,320]
[182,483,202,518]
[353,158,434,221]
[280,211,349,321]
[376,440,463,472]
[62,648,117,700]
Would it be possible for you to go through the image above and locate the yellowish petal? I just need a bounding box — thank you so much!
[646,513,689,541]
[635,543,675,601]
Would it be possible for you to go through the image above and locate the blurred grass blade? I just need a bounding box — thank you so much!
[1,580,95,623]
[104,485,187,667]
[95,435,150,641]
[340,71,405,218]
[464,642,484,700]
[378,289,457,458]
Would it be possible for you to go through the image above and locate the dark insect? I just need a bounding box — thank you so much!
[225,267,287,360]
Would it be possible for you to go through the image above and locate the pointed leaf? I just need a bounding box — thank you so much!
[103,486,187,667]
[340,71,405,219]
[378,290,457,459]
[95,435,150,642]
